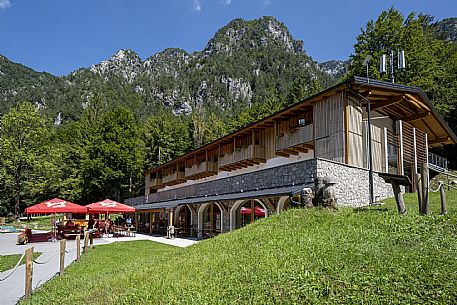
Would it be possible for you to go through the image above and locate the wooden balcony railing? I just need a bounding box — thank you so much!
[276,124,313,154]
[219,144,266,171]
[162,170,185,185]
[149,177,163,189]
[185,161,218,179]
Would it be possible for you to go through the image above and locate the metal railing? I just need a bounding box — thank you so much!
[428,152,448,172]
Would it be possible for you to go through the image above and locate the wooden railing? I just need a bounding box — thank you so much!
[219,152,234,169]
[276,124,313,151]
[219,144,265,169]
[149,177,162,189]
[162,171,185,185]
[185,161,218,178]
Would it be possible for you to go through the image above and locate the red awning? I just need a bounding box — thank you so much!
[86,199,135,213]
[25,198,88,214]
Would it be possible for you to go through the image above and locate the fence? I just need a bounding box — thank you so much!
[428,152,448,172]
[0,231,94,301]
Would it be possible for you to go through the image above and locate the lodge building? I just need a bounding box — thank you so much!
[125,77,457,239]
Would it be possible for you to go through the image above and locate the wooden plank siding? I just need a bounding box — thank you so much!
[347,96,364,168]
[314,92,345,163]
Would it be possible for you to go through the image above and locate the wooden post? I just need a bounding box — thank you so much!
[24,247,33,300]
[415,173,423,214]
[250,200,255,224]
[440,184,447,215]
[421,163,429,215]
[76,235,81,261]
[209,204,214,234]
[59,239,66,276]
[84,231,89,254]
[135,212,139,232]
[392,182,406,214]
[149,211,153,235]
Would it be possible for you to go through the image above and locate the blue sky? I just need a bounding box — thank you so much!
[0,0,455,76]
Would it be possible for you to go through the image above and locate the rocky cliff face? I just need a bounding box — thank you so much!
[319,60,349,81]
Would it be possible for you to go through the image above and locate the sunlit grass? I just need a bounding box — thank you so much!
[0,252,42,272]
[23,190,457,304]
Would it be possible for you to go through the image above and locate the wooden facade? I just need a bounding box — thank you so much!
[144,77,457,195]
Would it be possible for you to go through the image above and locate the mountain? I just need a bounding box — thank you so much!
[0,16,337,123]
[433,18,457,42]
[318,60,349,81]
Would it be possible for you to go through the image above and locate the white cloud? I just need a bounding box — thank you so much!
[193,0,202,11]
[0,0,11,10]
[223,0,232,5]
[264,0,272,6]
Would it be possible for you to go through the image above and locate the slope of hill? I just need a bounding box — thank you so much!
[24,191,457,304]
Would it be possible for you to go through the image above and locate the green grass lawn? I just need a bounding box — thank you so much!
[7,215,54,231]
[0,252,42,273]
[23,190,457,304]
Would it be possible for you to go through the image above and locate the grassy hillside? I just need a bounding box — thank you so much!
[23,191,457,304]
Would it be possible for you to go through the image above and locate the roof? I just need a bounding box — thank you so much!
[351,76,457,147]
[145,76,456,175]
[134,183,312,211]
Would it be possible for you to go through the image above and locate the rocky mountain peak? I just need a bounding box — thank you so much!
[89,49,142,82]
[204,16,304,56]
[319,60,349,80]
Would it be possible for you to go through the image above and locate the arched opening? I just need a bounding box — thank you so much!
[198,203,223,239]
[277,196,292,213]
[231,199,268,230]
[176,205,193,237]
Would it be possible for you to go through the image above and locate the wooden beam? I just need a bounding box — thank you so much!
[404,112,430,123]
[284,149,299,155]
[429,137,451,145]
[275,151,289,157]
[294,147,308,153]
[404,93,430,111]
[371,96,404,111]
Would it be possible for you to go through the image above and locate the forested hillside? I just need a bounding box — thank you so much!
[0,12,456,217]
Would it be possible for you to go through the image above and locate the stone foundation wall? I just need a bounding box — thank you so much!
[126,158,396,208]
[316,159,394,207]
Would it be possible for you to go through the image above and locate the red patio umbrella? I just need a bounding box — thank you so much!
[240,206,266,217]
[25,198,87,214]
[25,198,87,241]
[86,199,135,214]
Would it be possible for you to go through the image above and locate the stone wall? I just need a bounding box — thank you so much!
[126,158,395,208]
[126,159,317,205]
[316,158,394,207]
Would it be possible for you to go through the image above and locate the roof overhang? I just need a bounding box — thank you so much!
[350,76,457,148]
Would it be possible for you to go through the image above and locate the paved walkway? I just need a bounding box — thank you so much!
[0,231,197,305]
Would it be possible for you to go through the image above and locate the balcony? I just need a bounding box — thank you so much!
[428,152,448,173]
[219,144,266,171]
[185,161,218,179]
[149,176,163,190]
[162,170,186,186]
[276,124,313,156]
